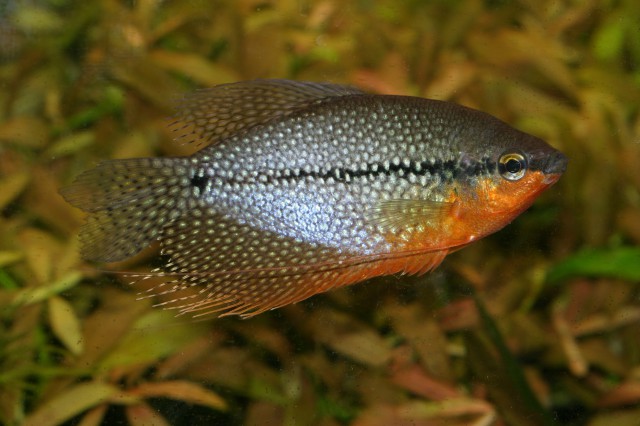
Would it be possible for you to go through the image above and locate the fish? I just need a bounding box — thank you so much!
[61,79,568,317]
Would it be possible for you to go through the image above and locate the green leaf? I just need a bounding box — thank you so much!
[592,13,626,62]
[46,131,95,158]
[97,309,208,371]
[131,381,227,411]
[48,296,85,356]
[0,252,23,269]
[14,6,64,34]
[22,382,122,426]
[56,86,125,135]
[12,272,83,307]
[0,172,30,211]
[546,247,640,284]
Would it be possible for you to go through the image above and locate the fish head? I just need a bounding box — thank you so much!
[485,125,567,205]
[449,115,568,243]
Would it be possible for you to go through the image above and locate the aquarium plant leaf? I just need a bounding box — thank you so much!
[546,247,640,284]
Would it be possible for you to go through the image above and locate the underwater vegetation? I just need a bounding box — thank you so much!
[0,0,639,425]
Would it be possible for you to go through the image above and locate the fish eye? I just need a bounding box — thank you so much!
[498,152,527,181]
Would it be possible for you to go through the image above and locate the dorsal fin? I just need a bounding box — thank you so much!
[170,79,365,147]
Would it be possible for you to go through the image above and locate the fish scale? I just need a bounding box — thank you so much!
[61,79,567,317]
[194,98,470,251]
[198,97,457,174]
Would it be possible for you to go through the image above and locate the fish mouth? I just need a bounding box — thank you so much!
[529,150,567,185]
[542,151,568,175]
[542,172,563,185]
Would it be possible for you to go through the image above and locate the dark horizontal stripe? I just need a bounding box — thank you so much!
[190,157,495,192]
[190,158,496,194]
[269,157,495,183]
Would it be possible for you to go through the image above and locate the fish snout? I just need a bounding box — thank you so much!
[543,151,568,175]
[539,150,568,184]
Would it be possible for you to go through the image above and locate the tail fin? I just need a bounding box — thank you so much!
[60,157,193,263]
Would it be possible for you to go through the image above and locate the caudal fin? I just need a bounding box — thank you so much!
[60,157,193,262]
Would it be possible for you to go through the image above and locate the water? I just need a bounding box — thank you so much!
[2,1,639,426]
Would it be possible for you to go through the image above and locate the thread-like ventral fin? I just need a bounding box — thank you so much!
[170,79,365,147]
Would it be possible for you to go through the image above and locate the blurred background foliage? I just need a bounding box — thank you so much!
[0,0,639,425]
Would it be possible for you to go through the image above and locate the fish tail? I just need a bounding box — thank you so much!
[60,157,193,262]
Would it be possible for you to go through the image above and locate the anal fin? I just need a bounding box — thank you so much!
[138,207,450,317]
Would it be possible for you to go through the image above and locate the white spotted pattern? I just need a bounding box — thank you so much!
[61,79,563,317]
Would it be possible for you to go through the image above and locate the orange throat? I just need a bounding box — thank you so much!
[456,170,559,240]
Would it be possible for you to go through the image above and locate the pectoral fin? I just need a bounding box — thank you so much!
[367,198,456,233]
